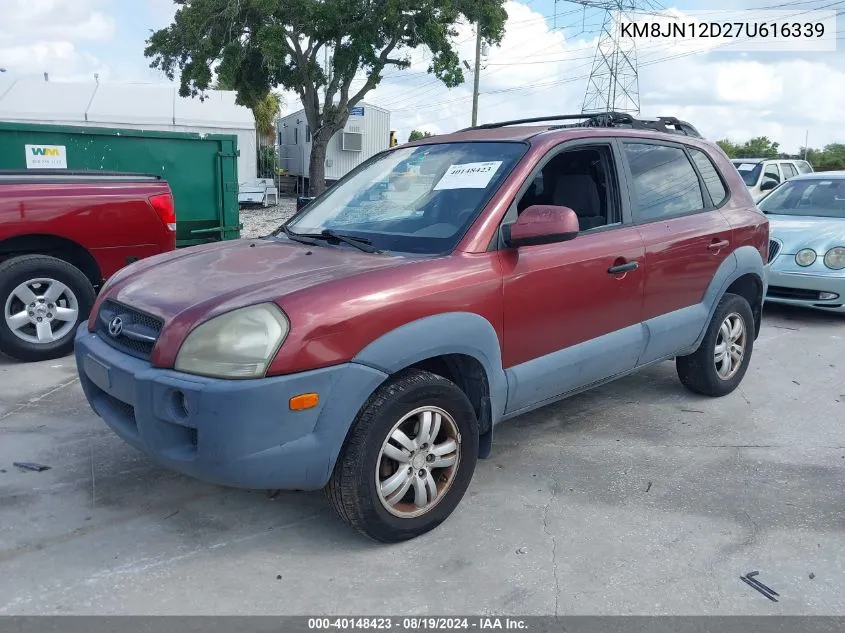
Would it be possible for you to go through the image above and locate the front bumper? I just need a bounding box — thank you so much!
[765,266,845,313]
[74,325,388,490]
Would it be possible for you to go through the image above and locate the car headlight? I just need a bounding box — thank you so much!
[823,247,845,270]
[795,248,817,267]
[174,304,289,378]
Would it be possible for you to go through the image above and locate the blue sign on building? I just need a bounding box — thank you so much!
[349,106,365,116]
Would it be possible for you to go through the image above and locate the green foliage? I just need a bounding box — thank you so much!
[802,143,845,171]
[252,92,284,139]
[716,137,779,159]
[408,129,434,141]
[257,144,280,179]
[145,0,509,193]
[214,75,284,141]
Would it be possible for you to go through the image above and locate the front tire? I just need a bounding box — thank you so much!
[326,369,479,543]
[0,255,96,362]
[676,292,755,397]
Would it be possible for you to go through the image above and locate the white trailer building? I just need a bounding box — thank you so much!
[277,102,390,184]
[0,76,257,181]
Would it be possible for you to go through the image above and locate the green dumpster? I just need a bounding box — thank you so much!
[0,121,242,246]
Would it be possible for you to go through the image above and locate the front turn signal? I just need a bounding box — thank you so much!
[289,393,319,411]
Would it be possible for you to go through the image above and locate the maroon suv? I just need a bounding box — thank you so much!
[74,113,769,542]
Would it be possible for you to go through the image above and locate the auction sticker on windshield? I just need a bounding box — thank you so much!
[434,161,503,190]
[736,164,757,172]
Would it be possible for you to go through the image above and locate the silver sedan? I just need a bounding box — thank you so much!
[759,171,845,314]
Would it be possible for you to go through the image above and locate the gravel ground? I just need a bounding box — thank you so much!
[239,197,298,239]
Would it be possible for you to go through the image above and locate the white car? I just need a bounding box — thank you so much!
[731,158,814,202]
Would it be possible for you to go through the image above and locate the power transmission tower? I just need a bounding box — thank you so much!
[575,1,641,114]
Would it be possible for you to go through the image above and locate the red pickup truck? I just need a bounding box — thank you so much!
[0,171,176,362]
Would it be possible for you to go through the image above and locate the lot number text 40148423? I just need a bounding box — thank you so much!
[307,618,529,631]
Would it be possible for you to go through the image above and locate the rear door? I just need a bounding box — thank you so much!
[621,141,733,364]
[499,138,646,414]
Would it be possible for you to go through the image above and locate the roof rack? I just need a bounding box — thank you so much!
[461,112,702,138]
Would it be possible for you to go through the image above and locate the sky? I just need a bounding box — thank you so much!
[1,0,843,153]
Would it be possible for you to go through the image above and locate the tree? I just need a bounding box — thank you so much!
[408,129,434,142]
[716,139,739,158]
[215,75,284,144]
[146,0,508,195]
[252,92,285,142]
[736,136,780,159]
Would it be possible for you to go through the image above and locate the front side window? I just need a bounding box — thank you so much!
[689,148,727,206]
[758,178,845,219]
[284,142,526,254]
[516,144,621,231]
[763,163,781,183]
[624,143,704,222]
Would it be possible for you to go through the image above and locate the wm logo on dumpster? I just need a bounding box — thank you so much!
[30,147,61,156]
[25,144,67,169]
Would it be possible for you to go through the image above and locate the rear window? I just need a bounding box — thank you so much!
[689,148,727,206]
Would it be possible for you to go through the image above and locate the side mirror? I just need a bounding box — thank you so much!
[760,178,779,192]
[503,205,580,248]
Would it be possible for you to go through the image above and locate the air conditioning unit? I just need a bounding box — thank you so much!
[342,127,363,152]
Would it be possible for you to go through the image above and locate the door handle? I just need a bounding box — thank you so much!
[607,261,639,274]
[708,239,730,251]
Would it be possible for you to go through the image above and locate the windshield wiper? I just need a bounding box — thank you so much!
[319,229,382,254]
[278,225,320,246]
[279,225,382,254]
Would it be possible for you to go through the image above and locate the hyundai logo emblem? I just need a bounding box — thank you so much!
[108,316,124,337]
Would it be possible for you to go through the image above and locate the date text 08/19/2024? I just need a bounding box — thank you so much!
[307,618,529,630]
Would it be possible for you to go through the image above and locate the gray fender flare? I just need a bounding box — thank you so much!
[352,312,509,440]
[693,244,766,350]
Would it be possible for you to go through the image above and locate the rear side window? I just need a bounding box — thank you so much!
[689,148,727,206]
[781,163,798,179]
[796,160,813,174]
[624,143,704,222]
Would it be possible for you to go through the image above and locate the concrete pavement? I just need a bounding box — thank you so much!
[0,303,843,615]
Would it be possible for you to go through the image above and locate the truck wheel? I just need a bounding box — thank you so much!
[676,292,755,397]
[0,255,96,362]
[327,369,479,543]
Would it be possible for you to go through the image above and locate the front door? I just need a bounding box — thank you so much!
[500,140,646,415]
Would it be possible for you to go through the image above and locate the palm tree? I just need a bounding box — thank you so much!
[252,92,283,143]
[213,76,284,144]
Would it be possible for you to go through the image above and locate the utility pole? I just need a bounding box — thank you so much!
[471,25,482,127]
[804,130,808,161]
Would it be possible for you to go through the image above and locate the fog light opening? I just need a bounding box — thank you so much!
[171,390,190,420]
[819,292,839,301]
[289,393,319,411]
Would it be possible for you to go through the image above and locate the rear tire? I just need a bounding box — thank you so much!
[0,255,95,362]
[676,292,755,397]
[326,369,479,543]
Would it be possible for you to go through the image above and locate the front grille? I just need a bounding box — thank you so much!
[96,300,163,360]
[768,239,781,263]
[767,286,824,301]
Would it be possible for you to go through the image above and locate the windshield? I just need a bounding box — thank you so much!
[284,142,526,255]
[732,161,761,187]
[758,178,845,219]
